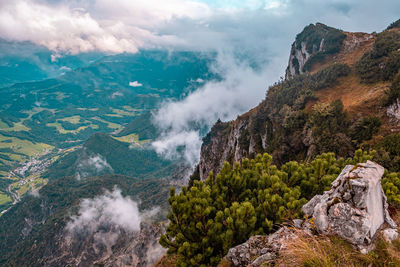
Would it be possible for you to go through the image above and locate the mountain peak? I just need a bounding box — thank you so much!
[285,23,346,79]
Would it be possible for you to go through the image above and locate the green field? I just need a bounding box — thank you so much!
[112,133,140,143]
[0,193,11,206]
[46,121,99,134]
[0,134,53,157]
[112,133,151,147]
[91,117,122,130]
[0,119,30,132]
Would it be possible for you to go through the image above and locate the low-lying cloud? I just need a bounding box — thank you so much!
[65,188,161,265]
[111,91,123,98]
[66,188,151,234]
[152,52,282,165]
[75,153,113,180]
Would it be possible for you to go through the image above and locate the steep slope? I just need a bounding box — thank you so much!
[43,132,184,180]
[195,22,400,181]
[0,174,171,266]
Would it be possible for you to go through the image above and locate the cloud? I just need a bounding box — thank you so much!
[0,0,399,55]
[146,241,167,266]
[75,153,113,180]
[29,189,40,198]
[129,81,143,87]
[0,0,209,54]
[1,0,399,164]
[63,187,162,265]
[152,52,281,165]
[66,188,149,234]
[111,91,123,98]
[149,0,399,166]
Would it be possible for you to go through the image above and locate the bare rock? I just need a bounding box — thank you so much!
[224,227,297,267]
[387,98,400,122]
[302,160,397,250]
[383,228,399,243]
[293,219,303,229]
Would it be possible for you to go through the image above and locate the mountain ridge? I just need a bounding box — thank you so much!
[193,21,400,183]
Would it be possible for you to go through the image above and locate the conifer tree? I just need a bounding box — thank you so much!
[160,149,399,266]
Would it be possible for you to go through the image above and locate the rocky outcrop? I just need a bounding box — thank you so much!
[223,161,398,266]
[285,23,346,79]
[387,98,400,122]
[286,41,314,78]
[224,227,297,267]
[199,118,250,179]
[302,161,397,251]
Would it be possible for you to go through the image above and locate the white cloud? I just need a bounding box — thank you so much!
[66,188,145,233]
[59,66,71,72]
[111,91,123,98]
[1,0,399,55]
[129,81,143,87]
[75,153,113,179]
[64,187,161,265]
[29,189,40,198]
[0,0,209,54]
[146,241,167,266]
[152,52,281,165]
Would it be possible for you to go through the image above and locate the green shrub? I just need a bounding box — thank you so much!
[160,150,378,266]
[349,116,382,143]
[385,75,400,105]
[292,57,300,75]
[295,23,346,55]
[387,19,400,30]
[383,51,400,80]
[356,31,400,83]
[374,134,400,172]
[382,172,400,208]
[309,100,353,157]
[310,63,351,90]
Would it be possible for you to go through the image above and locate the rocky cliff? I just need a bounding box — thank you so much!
[196,22,400,181]
[285,23,346,79]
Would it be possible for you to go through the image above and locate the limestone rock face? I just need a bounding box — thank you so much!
[198,118,251,180]
[387,98,400,122]
[286,41,313,78]
[224,227,298,267]
[302,161,397,248]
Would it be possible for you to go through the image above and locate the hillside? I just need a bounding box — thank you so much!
[193,21,400,182]
[0,174,171,266]
[158,20,400,266]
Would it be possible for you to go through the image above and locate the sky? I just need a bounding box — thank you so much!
[0,0,398,55]
[1,0,399,166]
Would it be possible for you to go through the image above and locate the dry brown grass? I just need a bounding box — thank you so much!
[305,74,390,116]
[152,254,177,267]
[275,210,400,267]
[275,229,366,267]
[310,31,376,75]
